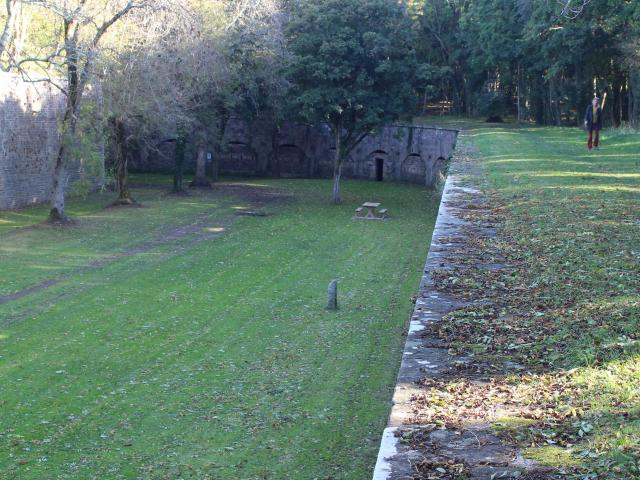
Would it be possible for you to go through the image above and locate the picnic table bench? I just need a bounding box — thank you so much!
[353,202,388,220]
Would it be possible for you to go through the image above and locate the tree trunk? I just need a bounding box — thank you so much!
[464,76,472,117]
[0,0,19,60]
[612,81,621,127]
[629,71,638,128]
[532,75,545,125]
[629,84,634,128]
[115,156,134,205]
[549,77,561,126]
[189,130,211,188]
[619,81,626,125]
[608,89,615,127]
[574,60,585,126]
[422,88,428,115]
[516,63,521,123]
[332,125,343,205]
[211,148,219,183]
[332,163,342,205]
[49,155,68,223]
[12,2,26,61]
[48,104,76,223]
[111,117,136,206]
[48,23,81,224]
[172,126,188,194]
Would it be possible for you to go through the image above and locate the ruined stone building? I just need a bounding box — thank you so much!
[0,73,100,210]
[217,120,458,187]
[134,119,459,188]
[0,73,66,210]
[1,72,457,211]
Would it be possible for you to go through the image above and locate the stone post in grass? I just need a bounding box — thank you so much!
[327,280,338,310]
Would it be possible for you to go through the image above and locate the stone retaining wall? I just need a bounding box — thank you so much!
[371,140,523,479]
[0,73,101,211]
[131,120,459,188]
[0,73,65,210]
[221,120,459,187]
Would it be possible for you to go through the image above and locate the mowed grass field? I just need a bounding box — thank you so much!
[466,123,639,477]
[0,178,440,479]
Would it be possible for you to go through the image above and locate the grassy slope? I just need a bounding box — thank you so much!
[0,178,439,479]
[465,123,639,477]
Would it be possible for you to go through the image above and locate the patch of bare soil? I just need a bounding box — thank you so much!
[212,182,294,205]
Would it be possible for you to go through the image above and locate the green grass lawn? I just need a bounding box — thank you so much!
[460,122,639,478]
[0,178,439,479]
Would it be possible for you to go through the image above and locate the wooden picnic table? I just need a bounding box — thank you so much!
[354,202,388,220]
[361,202,381,217]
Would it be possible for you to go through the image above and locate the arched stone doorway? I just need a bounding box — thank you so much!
[221,141,257,175]
[364,150,389,181]
[425,156,446,187]
[277,144,307,178]
[401,153,426,184]
[375,158,384,181]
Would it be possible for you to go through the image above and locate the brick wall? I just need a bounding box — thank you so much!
[0,73,102,211]
[0,73,63,209]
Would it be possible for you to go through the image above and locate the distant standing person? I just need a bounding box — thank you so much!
[584,97,603,151]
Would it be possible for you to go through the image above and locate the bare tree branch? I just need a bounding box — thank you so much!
[556,0,592,19]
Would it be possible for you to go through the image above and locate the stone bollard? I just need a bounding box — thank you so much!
[327,280,338,310]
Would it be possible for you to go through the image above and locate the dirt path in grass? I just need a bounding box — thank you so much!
[0,183,292,309]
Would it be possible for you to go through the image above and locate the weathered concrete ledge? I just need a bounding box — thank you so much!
[371,140,514,479]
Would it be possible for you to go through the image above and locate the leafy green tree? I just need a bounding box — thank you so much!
[410,0,639,127]
[287,0,417,204]
[411,0,473,116]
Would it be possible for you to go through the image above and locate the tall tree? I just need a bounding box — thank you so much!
[165,0,286,193]
[13,0,153,222]
[287,0,417,204]
[0,0,20,63]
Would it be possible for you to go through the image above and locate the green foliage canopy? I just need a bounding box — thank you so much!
[286,0,417,202]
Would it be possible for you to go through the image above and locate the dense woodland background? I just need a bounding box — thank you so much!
[411,0,640,127]
[1,0,639,211]
[3,1,639,129]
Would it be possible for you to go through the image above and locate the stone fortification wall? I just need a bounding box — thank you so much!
[0,73,101,211]
[220,120,458,187]
[0,73,65,209]
[132,120,458,188]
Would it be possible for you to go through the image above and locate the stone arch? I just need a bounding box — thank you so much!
[220,140,257,175]
[401,153,426,184]
[277,144,308,178]
[426,156,447,188]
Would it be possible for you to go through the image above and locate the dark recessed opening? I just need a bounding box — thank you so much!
[375,158,384,181]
